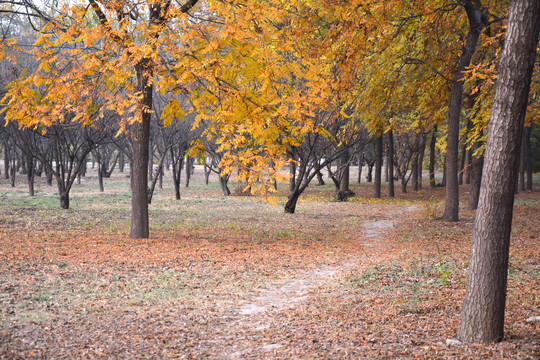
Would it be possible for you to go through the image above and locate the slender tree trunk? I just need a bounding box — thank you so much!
[337,149,351,200]
[429,127,437,188]
[289,158,296,193]
[185,157,195,187]
[388,129,395,197]
[524,126,533,191]
[219,174,231,196]
[468,133,484,210]
[417,135,426,190]
[316,171,325,186]
[412,152,419,192]
[26,154,35,197]
[442,1,484,221]
[130,65,152,239]
[204,162,211,185]
[10,159,16,187]
[357,154,363,184]
[366,163,373,183]
[119,152,125,173]
[458,0,540,343]
[98,162,105,192]
[4,144,9,179]
[374,133,383,198]
[148,143,154,182]
[519,132,526,191]
[459,119,472,185]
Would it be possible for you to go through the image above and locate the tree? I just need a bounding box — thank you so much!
[2,0,201,238]
[442,0,486,221]
[458,0,540,343]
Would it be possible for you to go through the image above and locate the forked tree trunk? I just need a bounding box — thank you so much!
[442,1,485,221]
[458,0,540,343]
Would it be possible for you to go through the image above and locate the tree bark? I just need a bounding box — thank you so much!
[289,158,296,193]
[442,0,485,221]
[468,134,484,210]
[458,0,540,343]
[388,129,395,197]
[417,134,426,190]
[337,149,351,200]
[524,126,533,191]
[374,133,383,198]
[130,65,152,239]
[3,143,9,179]
[429,126,437,188]
[357,154,363,184]
[26,154,35,197]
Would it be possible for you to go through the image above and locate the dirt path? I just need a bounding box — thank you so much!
[214,206,417,358]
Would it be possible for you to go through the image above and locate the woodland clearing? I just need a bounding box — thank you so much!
[0,166,538,359]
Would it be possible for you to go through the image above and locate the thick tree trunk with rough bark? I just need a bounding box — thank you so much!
[458,0,540,343]
[442,0,485,221]
[130,65,152,239]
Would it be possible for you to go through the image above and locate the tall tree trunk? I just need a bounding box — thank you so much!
[412,152,419,192]
[458,0,540,343]
[357,154,363,184]
[3,144,9,179]
[442,1,485,221]
[289,158,296,193]
[130,65,152,239]
[366,163,373,183]
[185,157,194,187]
[26,154,35,197]
[219,174,231,196]
[519,132,525,191]
[374,133,383,198]
[337,149,351,200]
[417,134,426,190]
[429,127,437,188]
[316,171,325,186]
[10,159,16,187]
[524,126,533,191]
[148,142,154,182]
[459,119,472,185]
[98,162,105,192]
[119,152,125,173]
[388,129,395,197]
[468,134,484,210]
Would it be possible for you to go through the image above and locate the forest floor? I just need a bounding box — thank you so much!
[0,167,538,359]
